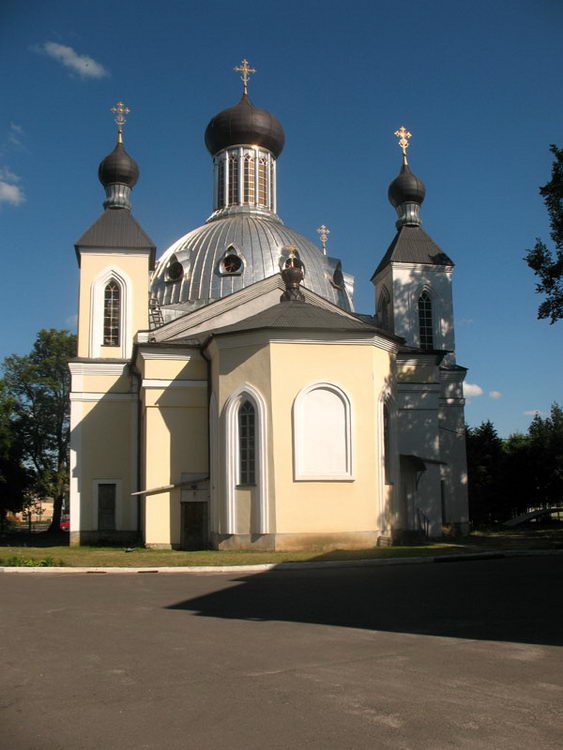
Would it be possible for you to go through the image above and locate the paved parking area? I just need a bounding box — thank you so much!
[2,556,563,749]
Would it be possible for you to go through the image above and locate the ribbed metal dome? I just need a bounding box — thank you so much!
[204,94,285,158]
[98,141,139,188]
[388,162,426,207]
[150,214,352,312]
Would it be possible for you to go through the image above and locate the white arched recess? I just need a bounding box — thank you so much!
[223,383,269,535]
[293,381,354,481]
[377,387,398,528]
[90,265,133,359]
[209,393,219,534]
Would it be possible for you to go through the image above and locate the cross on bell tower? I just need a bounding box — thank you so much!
[233,58,256,95]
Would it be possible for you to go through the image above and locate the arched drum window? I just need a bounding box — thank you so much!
[103,280,121,346]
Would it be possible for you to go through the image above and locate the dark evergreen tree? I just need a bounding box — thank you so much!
[466,420,505,526]
[525,145,563,323]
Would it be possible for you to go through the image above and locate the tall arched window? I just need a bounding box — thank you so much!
[418,291,433,350]
[257,158,267,205]
[378,287,391,331]
[103,280,121,346]
[238,400,256,485]
[243,154,255,204]
[228,156,240,204]
[217,160,226,208]
[383,402,391,484]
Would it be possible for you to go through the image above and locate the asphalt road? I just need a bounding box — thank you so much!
[2,555,563,749]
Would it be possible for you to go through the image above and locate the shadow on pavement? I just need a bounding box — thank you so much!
[166,555,563,647]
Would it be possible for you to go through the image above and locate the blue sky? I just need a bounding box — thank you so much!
[1,0,561,436]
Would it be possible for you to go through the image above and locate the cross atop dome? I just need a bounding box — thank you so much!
[394,125,412,164]
[317,225,330,255]
[233,58,256,95]
[111,101,130,143]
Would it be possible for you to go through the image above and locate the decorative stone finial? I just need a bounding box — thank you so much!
[233,58,256,95]
[316,224,330,255]
[281,246,305,302]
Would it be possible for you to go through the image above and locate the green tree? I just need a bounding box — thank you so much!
[2,330,77,532]
[466,420,505,526]
[527,403,563,508]
[525,145,563,323]
[0,381,33,532]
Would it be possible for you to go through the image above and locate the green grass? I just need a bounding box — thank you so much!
[2,527,561,568]
[0,543,462,568]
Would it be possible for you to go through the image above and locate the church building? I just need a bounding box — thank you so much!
[69,62,469,549]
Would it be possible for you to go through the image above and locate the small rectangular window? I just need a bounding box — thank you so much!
[98,483,116,530]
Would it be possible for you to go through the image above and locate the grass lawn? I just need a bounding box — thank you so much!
[0,543,467,568]
[2,527,561,567]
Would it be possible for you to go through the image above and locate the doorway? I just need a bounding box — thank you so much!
[181,502,208,550]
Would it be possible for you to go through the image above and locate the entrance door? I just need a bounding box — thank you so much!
[181,502,208,550]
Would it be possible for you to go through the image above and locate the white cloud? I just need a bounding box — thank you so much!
[43,42,109,79]
[523,410,544,417]
[463,382,483,397]
[0,167,20,182]
[0,180,25,205]
[65,314,78,329]
[489,391,502,399]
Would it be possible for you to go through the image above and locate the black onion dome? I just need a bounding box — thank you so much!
[204,94,285,158]
[98,140,139,188]
[388,162,426,208]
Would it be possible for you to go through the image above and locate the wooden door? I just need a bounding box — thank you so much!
[181,502,208,550]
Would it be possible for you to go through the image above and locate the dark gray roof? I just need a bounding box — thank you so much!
[372,225,454,278]
[76,208,155,263]
[206,302,380,337]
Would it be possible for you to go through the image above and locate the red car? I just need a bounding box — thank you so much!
[60,518,70,531]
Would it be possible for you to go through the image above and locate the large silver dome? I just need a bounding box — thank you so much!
[150,213,354,315]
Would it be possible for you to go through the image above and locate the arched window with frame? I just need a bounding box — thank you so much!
[228,156,240,204]
[418,291,433,350]
[103,280,121,346]
[238,400,256,485]
[378,286,391,331]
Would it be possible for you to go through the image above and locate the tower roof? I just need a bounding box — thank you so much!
[371,225,454,278]
[204,94,285,158]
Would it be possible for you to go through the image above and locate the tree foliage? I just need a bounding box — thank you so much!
[2,330,77,531]
[467,403,563,526]
[0,381,34,531]
[525,144,563,323]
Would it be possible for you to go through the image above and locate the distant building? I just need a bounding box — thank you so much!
[69,68,468,549]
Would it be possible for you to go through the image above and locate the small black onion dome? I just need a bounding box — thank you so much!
[98,140,139,188]
[388,162,426,208]
[204,94,285,158]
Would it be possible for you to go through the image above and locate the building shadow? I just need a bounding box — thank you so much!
[166,555,563,647]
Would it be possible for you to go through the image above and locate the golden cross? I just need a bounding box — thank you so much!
[111,101,130,142]
[316,225,330,255]
[394,126,412,161]
[234,59,256,95]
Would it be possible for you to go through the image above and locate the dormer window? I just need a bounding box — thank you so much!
[220,246,244,275]
[166,255,184,282]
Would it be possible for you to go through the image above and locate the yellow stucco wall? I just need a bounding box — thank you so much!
[138,351,209,547]
[77,253,150,358]
[74,395,137,531]
[269,342,392,534]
